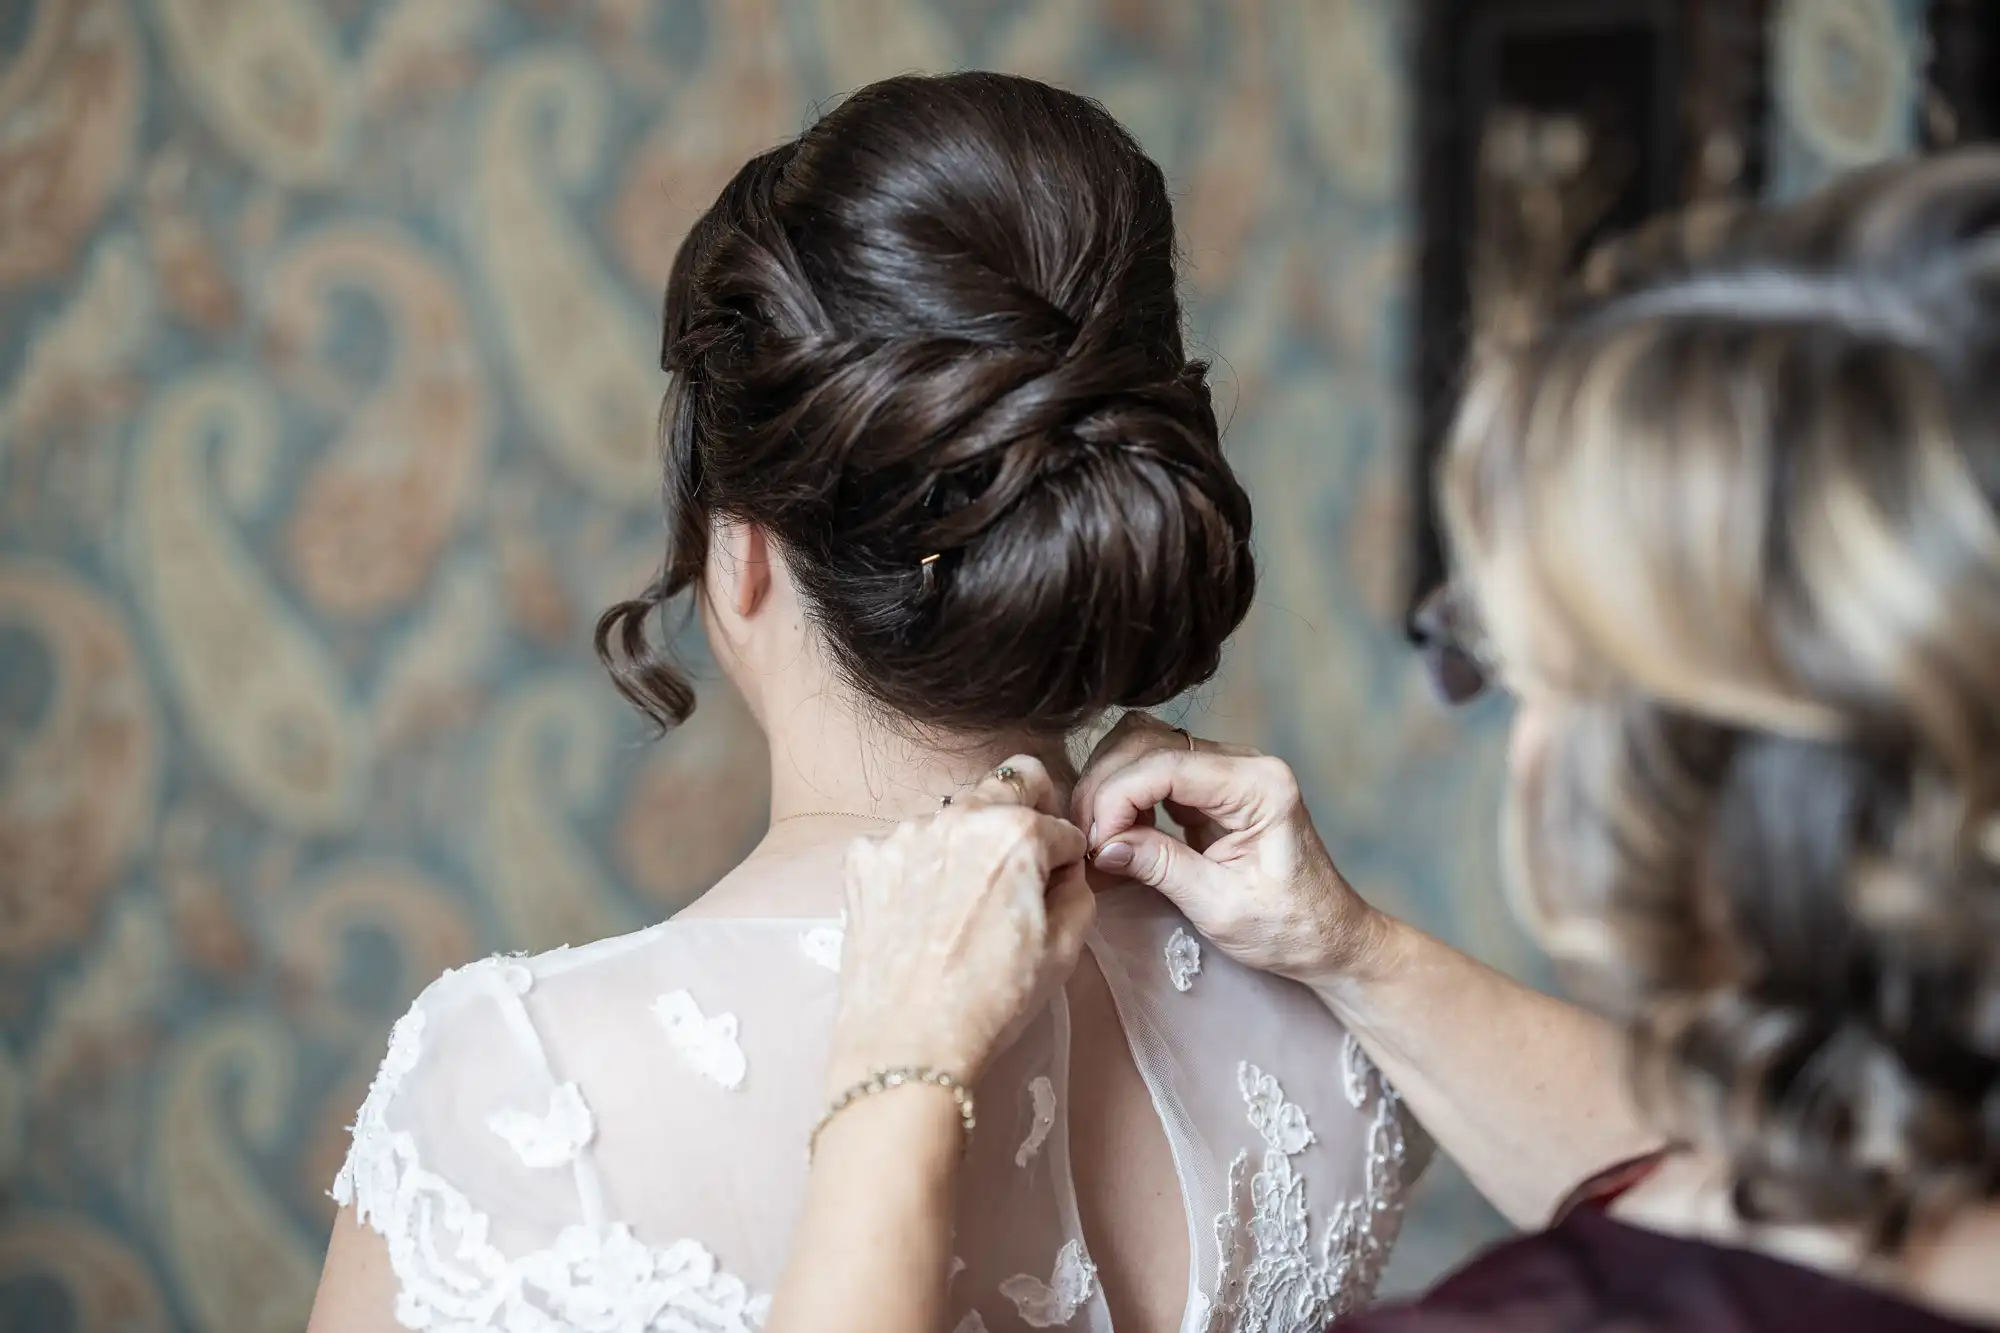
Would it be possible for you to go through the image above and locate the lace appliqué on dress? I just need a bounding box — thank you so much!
[653,989,748,1090]
[488,1082,595,1169]
[333,1004,427,1217]
[334,992,773,1333]
[1340,1032,1372,1110]
[1241,1064,1315,1155]
[1165,928,1203,992]
[1015,1076,1056,1168]
[331,954,540,1210]
[1200,1058,1406,1333]
[1000,1238,1097,1328]
[951,1312,990,1333]
[798,924,844,973]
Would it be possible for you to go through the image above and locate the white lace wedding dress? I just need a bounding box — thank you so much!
[333,886,1412,1333]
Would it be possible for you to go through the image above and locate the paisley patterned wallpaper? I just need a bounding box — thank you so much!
[1770,0,1930,200]
[0,1,1931,1328]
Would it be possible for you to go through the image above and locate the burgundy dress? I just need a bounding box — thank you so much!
[1344,1157,1995,1333]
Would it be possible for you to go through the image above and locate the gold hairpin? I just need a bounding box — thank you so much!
[919,552,942,596]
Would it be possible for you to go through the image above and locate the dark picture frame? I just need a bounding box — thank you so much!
[1407,0,1773,625]
[1923,0,2000,149]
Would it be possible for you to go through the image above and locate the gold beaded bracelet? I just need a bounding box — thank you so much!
[808,1066,976,1161]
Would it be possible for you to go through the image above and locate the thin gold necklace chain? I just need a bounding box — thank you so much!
[770,788,972,825]
[769,811,900,826]
[769,758,1049,826]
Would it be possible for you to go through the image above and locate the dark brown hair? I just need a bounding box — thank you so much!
[1446,150,2000,1244]
[597,72,1256,734]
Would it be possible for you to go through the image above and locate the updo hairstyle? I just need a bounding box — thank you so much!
[597,72,1256,736]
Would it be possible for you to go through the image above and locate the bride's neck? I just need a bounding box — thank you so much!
[680,685,1075,920]
[764,686,1074,823]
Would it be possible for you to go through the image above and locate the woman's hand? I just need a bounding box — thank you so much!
[770,760,1089,1333]
[828,756,1094,1096]
[1073,713,1391,987]
[1078,713,1659,1227]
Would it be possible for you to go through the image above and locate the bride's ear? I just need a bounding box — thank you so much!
[710,518,774,620]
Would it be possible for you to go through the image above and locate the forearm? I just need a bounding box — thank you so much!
[1311,916,1660,1227]
[764,1090,963,1333]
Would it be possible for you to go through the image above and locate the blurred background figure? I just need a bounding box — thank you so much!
[0,2,1990,1331]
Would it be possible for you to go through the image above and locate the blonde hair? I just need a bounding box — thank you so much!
[1445,150,2000,1242]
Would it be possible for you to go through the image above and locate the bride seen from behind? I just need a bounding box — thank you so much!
[308,72,1414,1333]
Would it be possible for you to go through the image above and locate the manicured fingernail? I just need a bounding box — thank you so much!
[1094,840,1133,872]
[1088,821,1099,845]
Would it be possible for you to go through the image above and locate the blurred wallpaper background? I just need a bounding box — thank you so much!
[0,0,1931,1328]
